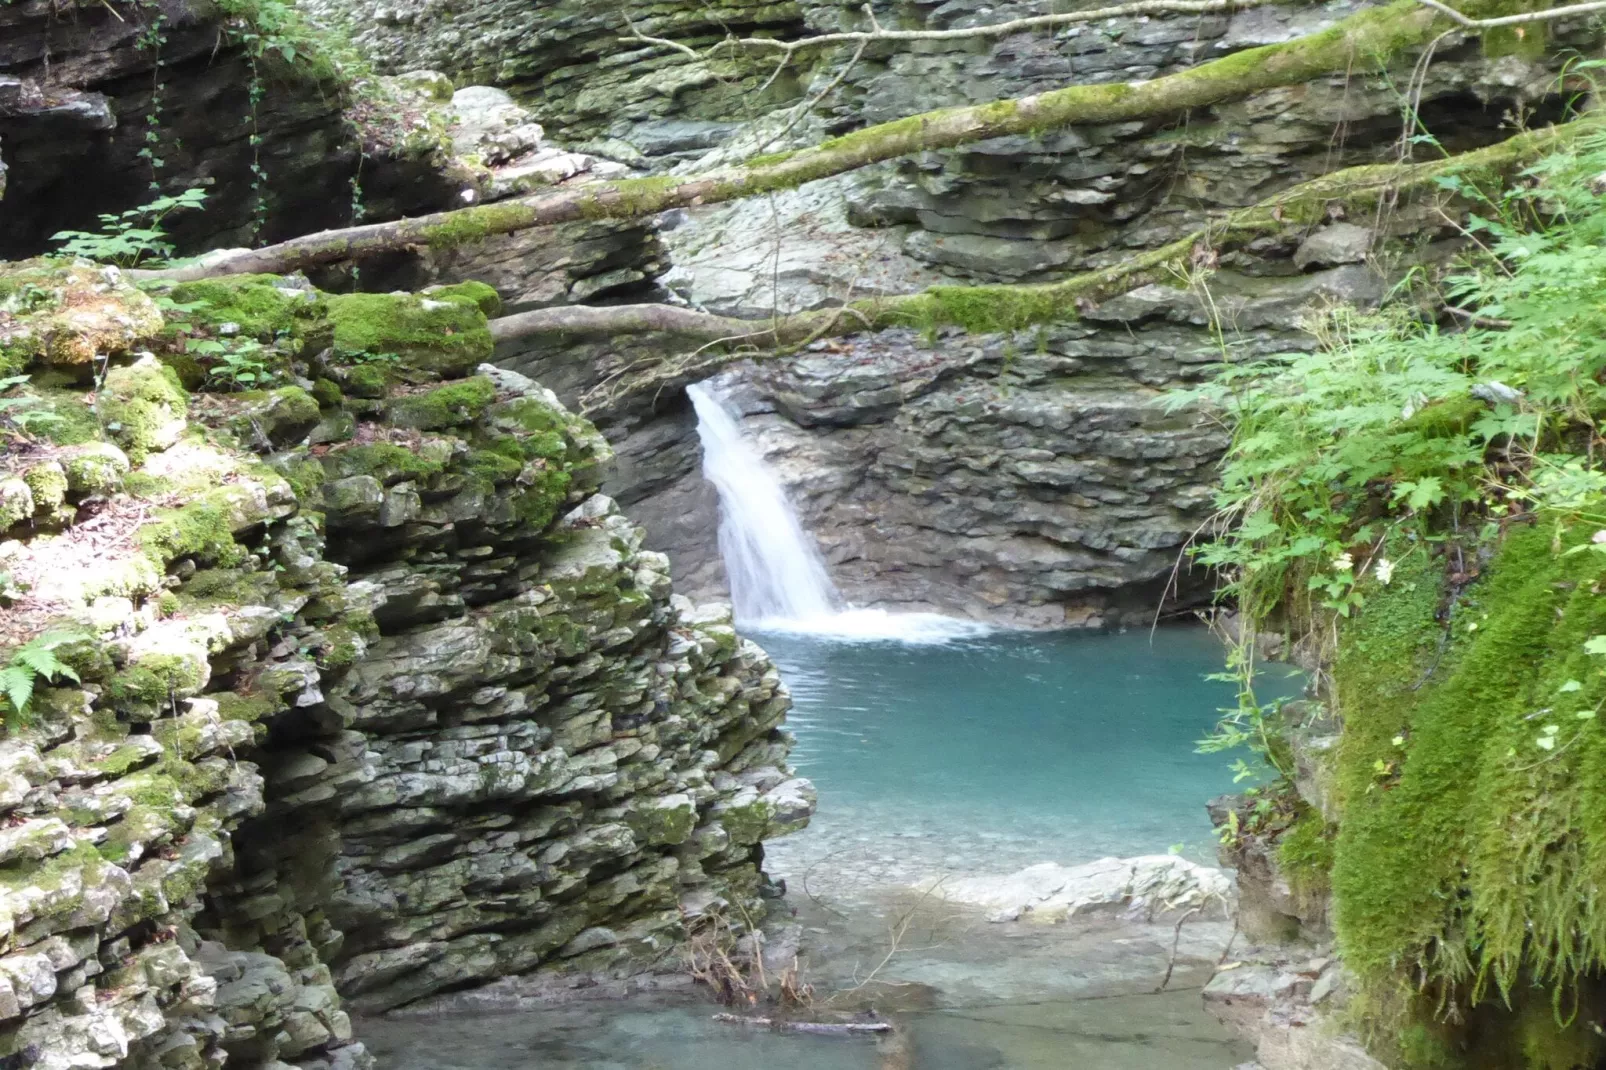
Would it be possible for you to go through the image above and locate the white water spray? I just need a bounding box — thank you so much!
[688,381,991,643]
[686,382,840,623]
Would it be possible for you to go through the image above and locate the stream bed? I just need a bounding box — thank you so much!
[362,626,1265,1069]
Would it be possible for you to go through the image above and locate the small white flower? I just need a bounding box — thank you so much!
[1375,558,1395,585]
[1592,529,1606,545]
[1333,552,1354,572]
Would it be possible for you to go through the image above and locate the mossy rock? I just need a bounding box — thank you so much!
[0,478,34,530]
[226,386,321,450]
[1,259,163,368]
[424,281,503,317]
[99,356,188,463]
[155,274,327,341]
[59,443,130,495]
[310,377,343,408]
[339,363,391,399]
[325,292,493,377]
[320,442,448,486]
[21,462,65,512]
[389,376,497,430]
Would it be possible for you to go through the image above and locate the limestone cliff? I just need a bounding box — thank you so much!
[0,263,812,1067]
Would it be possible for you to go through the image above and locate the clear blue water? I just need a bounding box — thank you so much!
[356,625,1271,1069]
[760,625,1271,900]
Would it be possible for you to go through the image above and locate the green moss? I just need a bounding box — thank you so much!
[1278,809,1336,901]
[464,448,523,488]
[106,654,207,711]
[179,568,281,609]
[509,460,571,531]
[60,443,129,495]
[154,274,326,339]
[895,283,1072,335]
[138,490,251,568]
[271,455,328,506]
[418,202,535,249]
[576,176,680,221]
[32,390,100,446]
[389,375,497,430]
[213,690,283,725]
[310,377,343,407]
[1331,522,1606,1054]
[321,442,446,485]
[99,358,188,463]
[426,280,503,316]
[342,363,390,399]
[22,463,67,511]
[325,292,493,377]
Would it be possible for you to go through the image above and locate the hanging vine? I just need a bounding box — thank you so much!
[135,4,170,194]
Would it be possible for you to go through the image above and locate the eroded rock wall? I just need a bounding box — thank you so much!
[0,265,811,1067]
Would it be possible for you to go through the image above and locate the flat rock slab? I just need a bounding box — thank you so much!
[927,855,1235,924]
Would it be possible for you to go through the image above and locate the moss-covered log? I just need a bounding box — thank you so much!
[138,0,1505,284]
[490,112,1606,382]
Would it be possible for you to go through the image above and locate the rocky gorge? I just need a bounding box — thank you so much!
[4,0,1606,1066]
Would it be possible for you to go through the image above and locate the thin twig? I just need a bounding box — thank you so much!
[621,0,1275,57]
[1411,0,1606,29]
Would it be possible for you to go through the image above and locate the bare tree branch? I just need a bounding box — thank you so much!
[134,0,1463,283]
[626,0,1277,58]
[1411,0,1606,29]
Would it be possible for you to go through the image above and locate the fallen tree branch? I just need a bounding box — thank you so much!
[494,112,1605,360]
[136,0,1481,283]
[712,1013,894,1034]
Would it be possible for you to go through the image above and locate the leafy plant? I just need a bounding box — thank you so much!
[50,188,208,267]
[0,631,86,725]
[0,375,64,437]
[190,337,274,391]
[1172,129,1606,771]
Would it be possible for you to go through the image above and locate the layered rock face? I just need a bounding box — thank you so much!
[297,0,806,146]
[662,265,1383,626]
[0,2,665,313]
[0,266,810,1066]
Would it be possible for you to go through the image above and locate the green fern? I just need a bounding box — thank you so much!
[0,631,86,723]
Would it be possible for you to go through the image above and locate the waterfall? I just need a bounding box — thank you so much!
[688,380,992,642]
[687,382,841,624]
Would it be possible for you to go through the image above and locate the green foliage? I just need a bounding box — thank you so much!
[1173,130,1606,770]
[0,631,87,725]
[50,189,207,267]
[0,375,65,437]
[190,337,274,391]
[1179,127,1606,1056]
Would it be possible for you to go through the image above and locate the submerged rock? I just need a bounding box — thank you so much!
[929,856,1234,924]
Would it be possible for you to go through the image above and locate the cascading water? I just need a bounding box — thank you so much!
[686,382,840,624]
[687,380,988,642]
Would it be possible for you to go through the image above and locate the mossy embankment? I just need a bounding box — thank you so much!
[1190,127,1606,1067]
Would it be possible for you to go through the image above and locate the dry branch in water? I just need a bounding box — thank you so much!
[711,1013,894,1034]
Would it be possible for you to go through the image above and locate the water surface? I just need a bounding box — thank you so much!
[762,626,1257,902]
